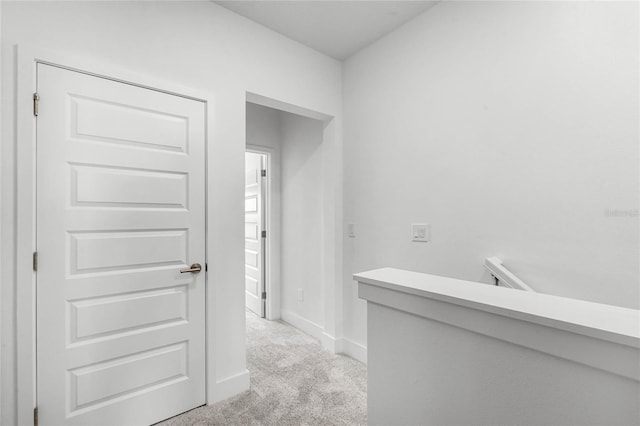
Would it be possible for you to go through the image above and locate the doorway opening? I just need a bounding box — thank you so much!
[245,101,328,337]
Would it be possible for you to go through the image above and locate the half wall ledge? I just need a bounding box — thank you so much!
[354,267,640,426]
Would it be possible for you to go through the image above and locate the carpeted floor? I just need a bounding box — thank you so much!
[158,311,367,425]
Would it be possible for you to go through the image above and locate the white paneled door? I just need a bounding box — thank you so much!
[36,64,206,425]
[244,152,265,317]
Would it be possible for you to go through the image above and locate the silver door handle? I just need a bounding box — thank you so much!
[180,263,202,273]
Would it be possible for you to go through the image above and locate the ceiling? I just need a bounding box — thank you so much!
[214,1,439,60]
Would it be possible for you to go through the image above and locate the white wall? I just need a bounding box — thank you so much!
[280,112,325,329]
[343,1,639,353]
[366,299,640,425]
[247,103,283,153]
[245,103,326,335]
[1,2,341,424]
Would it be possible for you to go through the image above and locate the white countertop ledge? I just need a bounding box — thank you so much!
[354,267,640,348]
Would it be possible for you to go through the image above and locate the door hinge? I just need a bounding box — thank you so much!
[261,292,267,300]
[33,93,40,117]
[34,407,38,426]
[261,230,266,238]
[261,169,266,177]
[33,252,38,272]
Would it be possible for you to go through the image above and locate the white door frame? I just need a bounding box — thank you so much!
[245,146,279,320]
[14,44,216,425]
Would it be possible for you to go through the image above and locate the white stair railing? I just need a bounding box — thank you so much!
[484,257,535,292]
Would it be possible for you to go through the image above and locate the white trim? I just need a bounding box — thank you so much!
[340,337,367,364]
[16,43,39,426]
[209,370,250,403]
[281,309,325,342]
[246,92,330,122]
[245,145,281,321]
[14,43,227,425]
[321,332,342,353]
[281,310,345,354]
[0,8,3,423]
[280,310,367,363]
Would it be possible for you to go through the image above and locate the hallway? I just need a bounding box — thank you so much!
[159,312,367,425]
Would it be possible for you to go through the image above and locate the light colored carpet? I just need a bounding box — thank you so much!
[158,311,367,425]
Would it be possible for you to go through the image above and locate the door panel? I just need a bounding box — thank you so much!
[245,152,265,317]
[36,64,206,425]
[70,230,187,273]
[71,164,188,208]
[69,342,188,411]
[69,286,187,342]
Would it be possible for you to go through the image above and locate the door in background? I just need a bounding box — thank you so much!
[36,64,206,425]
[245,152,266,317]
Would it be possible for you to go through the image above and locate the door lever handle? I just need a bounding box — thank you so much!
[180,263,202,273]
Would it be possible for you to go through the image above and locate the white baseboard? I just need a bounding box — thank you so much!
[280,310,337,353]
[280,310,368,364]
[281,309,325,342]
[321,331,342,353]
[340,337,367,364]
[208,369,250,405]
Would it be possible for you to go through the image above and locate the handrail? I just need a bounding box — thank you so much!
[484,257,535,292]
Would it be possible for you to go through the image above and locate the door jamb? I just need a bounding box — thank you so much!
[14,44,214,425]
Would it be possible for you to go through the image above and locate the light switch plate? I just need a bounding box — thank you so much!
[411,223,430,242]
[347,223,356,238]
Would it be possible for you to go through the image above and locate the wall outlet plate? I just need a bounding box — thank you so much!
[347,223,356,238]
[411,223,430,242]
